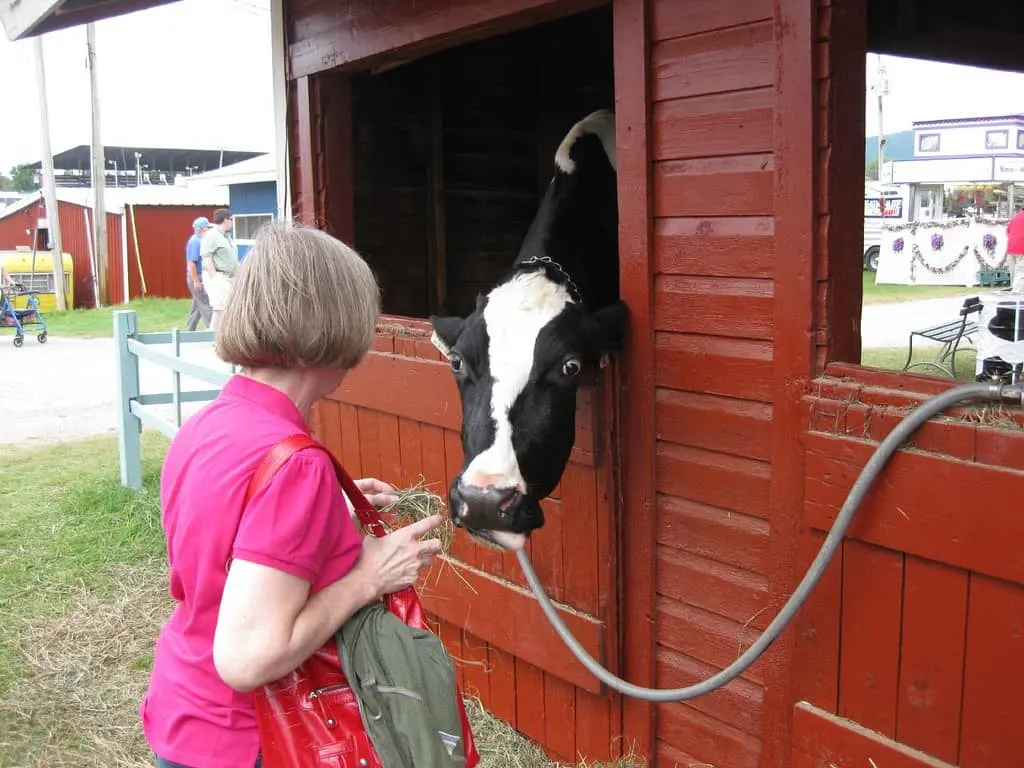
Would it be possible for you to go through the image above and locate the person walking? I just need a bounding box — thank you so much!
[201,208,240,333]
[1008,207,1024,292]
[185,217,213,331]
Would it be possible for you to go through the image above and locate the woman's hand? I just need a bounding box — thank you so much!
[355,477,400,510]
[358,514,444,597]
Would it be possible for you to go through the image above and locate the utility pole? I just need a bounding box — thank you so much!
[32,34,68,312]
[86,23,109,306]
[876,55,889,183]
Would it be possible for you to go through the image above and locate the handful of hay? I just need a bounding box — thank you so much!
[373,475,455,555]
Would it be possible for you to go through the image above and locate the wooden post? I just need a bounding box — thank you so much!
[86,22,109,306]
[114,309,142,489]
[32,33,68,312]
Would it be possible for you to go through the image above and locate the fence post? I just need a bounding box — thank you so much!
[171,327,182,428]
[114,309,143,489]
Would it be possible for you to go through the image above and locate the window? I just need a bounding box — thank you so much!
[918,133,940,152]
[233,213,273,243]
[986,129,1008,150]
[1017,131,1024,150]
[8,272,57,293]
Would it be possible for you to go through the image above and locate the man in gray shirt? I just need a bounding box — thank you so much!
[200,208,239,333]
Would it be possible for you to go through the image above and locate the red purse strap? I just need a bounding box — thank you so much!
[226,433,389,572]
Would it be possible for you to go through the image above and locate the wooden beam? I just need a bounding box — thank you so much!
[791,701,959,768]
[288,0,609,79]
[762,0,815,766]
[613,0,657,758]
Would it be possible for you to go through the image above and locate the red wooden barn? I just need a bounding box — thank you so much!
[9,0,1024,766]
[0,186,227,307]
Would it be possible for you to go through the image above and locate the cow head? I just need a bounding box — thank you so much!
[429,109,627,552]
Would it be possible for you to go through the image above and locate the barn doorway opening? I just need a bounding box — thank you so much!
[319,5,615,321]
[827,1,1024,385]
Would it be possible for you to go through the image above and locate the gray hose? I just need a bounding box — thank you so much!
[516,380,1016,701]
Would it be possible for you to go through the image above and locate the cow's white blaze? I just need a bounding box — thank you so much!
[461,270,572,493]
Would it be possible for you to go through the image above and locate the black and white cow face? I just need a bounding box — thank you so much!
[429,109,627,552]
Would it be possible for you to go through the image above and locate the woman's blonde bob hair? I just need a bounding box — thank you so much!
[216,221,380,371]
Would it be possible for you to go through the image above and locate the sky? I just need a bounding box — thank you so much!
[864,53,1024,138]
[0,0,274,171]
[3,4,1024,172]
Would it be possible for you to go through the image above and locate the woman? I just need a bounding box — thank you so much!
[140,222,443,768]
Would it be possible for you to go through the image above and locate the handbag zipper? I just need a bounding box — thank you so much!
[309,682,352,699]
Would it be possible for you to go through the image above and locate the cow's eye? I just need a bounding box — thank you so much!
[450,352,464,373]
[561,357,582,377]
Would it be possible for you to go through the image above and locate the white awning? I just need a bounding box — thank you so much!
[0,0,179,41]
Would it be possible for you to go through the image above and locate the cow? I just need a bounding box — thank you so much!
[428,108,627,552]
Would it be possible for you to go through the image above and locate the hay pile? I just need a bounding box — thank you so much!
[3,562,173,768]
[462,696,648,767]
[374,475,456,554]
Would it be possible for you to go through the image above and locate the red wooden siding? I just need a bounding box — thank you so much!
[794,0,1024,765]
[649,0,781,764]
[0,199,214,307]
[287,0,1024,765]
[795,366,1024,768]
[286,0,609,78]
[289,3,633,762]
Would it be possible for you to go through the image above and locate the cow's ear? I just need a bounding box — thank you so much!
[586,300,629,358]
[429,315,465,359]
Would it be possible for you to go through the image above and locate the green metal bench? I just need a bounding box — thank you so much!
[902,296,983,379]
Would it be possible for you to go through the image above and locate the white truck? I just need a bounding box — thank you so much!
[863,180,911,271]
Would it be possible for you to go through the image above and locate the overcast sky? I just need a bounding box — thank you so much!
[2,4,1024,172]
[0,0,274,171]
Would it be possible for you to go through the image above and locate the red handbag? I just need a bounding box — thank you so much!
[235,433,480,768]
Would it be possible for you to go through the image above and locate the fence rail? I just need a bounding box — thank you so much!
[115,309,234,489]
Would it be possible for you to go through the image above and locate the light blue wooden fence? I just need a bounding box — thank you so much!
[115,309,235,489]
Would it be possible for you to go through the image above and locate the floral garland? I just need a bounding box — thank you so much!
[974,246,1008,270]
[910,243,969,281]
[883,214,1010,234]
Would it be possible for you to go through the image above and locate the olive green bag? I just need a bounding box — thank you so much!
[336,599,469,766]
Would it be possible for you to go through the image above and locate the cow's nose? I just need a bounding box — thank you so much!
[453,479,522,527]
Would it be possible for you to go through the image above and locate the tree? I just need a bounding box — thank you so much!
[9,164,40,193]
[0,173,13,191]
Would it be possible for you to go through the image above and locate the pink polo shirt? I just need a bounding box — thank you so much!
[140,375,363,768]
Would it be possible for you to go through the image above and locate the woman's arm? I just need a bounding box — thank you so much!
[213,513,442,691]
[212,557,377,691]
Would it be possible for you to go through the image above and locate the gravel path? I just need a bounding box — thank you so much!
[0,295,978,450]
[0,333,230,449]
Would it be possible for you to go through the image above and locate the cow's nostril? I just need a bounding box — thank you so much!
[495,487,520,515]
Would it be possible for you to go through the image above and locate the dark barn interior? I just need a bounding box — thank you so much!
[342,6,614,320]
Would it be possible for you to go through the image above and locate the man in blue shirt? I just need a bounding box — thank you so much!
[184,216,213,331]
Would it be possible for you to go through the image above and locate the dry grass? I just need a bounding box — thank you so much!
[0,434,639,768]
[2,564,173,768]
[462,697,647,768]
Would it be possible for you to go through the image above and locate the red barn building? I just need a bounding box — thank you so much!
[0,186,227,307]
[7,1,1024,766]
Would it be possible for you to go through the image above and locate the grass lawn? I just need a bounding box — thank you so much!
[861,271,981,305]
[0,433,637,767]
[861,345,978,381]
[41,297,193,338]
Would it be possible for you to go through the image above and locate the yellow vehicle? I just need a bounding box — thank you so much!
[0,249,74,313]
